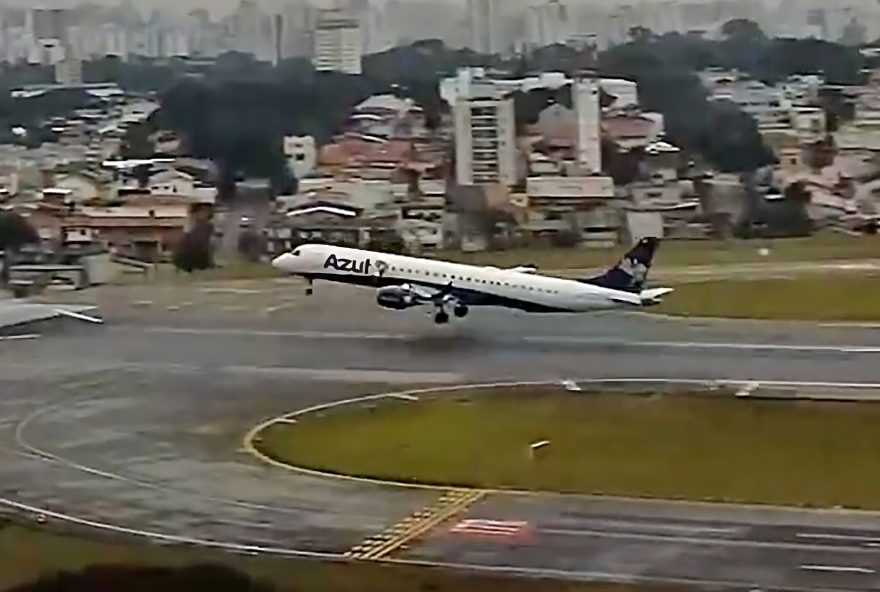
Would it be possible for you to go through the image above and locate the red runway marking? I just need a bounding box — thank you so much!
[449,519,532,539]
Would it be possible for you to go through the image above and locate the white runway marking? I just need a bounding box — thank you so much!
[797,532,880,544]
[201,288,260,294]
[0,334,40,341]
[800,564,876,574]
[387,393,420,401]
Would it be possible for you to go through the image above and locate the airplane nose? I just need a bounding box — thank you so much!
[272,253,292,271]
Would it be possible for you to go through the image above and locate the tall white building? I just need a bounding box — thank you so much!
[55,57,83,86]
[467,0,501,54]
[525,0,569,49]
[314,9,362,75]
[26,8,71,64]
[454,84,517,186]
[573,76,602,175]
[231,0,264,57]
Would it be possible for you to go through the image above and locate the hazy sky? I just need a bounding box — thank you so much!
[7,0,792,17]
[10,0,369,13]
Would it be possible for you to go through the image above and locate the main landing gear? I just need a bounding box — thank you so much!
[434,304,468,325]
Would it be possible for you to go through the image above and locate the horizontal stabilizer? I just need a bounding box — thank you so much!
[640,287,674,306]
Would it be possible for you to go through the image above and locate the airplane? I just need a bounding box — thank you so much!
[271,237,673,324]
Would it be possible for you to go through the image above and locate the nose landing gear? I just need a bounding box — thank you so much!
[305,278,313,296]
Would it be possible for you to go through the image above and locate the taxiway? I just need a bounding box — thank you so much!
[2,282,880,591]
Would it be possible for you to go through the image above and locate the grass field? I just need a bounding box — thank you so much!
[656,274,880,320]
[257,388,880,509]
[438,233,880,270]
[124,233,880,285]
[0,522,679,592]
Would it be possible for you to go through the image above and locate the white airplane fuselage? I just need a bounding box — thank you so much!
[273,244,658,314]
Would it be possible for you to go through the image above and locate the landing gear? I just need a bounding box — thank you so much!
[434,310,450,325]
[453,304,469,318]
[305,278,313,296]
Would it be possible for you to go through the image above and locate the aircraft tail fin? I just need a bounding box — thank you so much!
[581,237,660,293]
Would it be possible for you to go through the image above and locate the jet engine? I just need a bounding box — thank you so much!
[376,285,418,310]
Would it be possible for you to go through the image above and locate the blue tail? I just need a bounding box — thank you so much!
[581,237,660,293]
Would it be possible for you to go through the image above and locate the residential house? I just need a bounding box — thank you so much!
[266,196,398,253]
[27,201,192,261]
[148,169,197,196]
[602,112,663,150]
[524,175,620,245]
[0,168,20,197]
[397,194,452,252]
[317,136,419,180]
[52,171,104,202]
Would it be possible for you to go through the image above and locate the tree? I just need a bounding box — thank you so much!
[237,228,266,262]
[0,211,38,252]
[721,19,766,44]
[0,211,38,286]
[172,222,214,273]
[120,124,155,160]
[628,26,655,44]
[700,100,776,173]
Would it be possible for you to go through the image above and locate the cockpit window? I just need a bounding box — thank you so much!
[293,249,301,256]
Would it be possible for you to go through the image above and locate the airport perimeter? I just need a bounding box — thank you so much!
[3,281,880,591]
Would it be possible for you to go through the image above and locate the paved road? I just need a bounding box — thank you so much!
[2,284,880,590]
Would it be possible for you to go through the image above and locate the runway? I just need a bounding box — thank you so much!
[2,283,880,590]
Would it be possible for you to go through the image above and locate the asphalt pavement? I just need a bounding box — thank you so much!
[2,282,880,591]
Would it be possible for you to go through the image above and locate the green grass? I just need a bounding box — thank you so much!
[119,234,880,286]
[657,274,880,320]
[0,522,678,592]
[257,388,880,509]
[437,233,880,270]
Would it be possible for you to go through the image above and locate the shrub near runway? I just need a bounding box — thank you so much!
[258,389,880,509]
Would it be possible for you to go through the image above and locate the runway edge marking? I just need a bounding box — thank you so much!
[345,488,487,561]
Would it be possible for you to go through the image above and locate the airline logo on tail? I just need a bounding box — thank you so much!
[619,257,648,288]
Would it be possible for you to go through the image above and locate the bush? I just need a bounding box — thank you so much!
[237,228,267,262]
[172,224,214,273]
[6,564,275,592]
[0,211,38,251]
